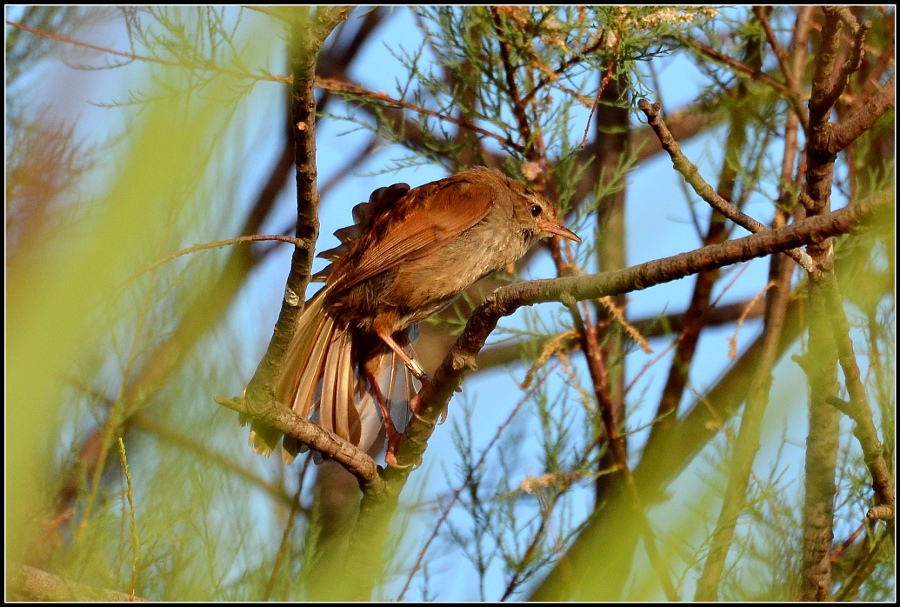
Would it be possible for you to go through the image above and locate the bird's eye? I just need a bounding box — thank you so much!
[530,204,542,217]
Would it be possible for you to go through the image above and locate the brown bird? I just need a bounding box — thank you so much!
[249,166,581,465]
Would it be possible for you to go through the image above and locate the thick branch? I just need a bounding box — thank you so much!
[809,8,846,124]
[831,75,896,153]
[799,277,842,601]
[11,565,149,602]
[242,8,347,447]
[216,396,383,492]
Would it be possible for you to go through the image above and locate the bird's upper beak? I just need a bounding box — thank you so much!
[538,219,582,243]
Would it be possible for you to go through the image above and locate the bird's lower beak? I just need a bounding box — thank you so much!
[539,220,582,243]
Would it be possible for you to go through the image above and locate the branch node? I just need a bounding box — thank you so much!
[451,351,477,373]
[866,505,894,522]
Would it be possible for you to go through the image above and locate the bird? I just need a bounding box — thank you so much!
[248,165,581,465]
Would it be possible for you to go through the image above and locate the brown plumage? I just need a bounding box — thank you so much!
[249,166,580,464]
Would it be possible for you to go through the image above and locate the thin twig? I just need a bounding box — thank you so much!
[261,459,311,601]
[680,36,796,97]
[5,18,292,84]
[7,18,519,152]
[567,301,678,600]
[396,366,559,600]
[638,98,819,275]
[116,438,140,602]
[580,35,619,149]
[124,234,307,287]
[129,413,294,506]
[316,76,518,149]
[848,18,895,115]
[490,7,536,157]
[752,6,810,125]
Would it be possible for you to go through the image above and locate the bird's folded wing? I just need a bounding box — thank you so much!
[328,176,495,293]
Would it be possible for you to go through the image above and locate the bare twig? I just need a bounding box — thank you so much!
[566,301,678,601]
[123,234,307,287]
[116,439,140,601]
[638,98,818,275]
[316,76,518,150]
[680,37,796,98]
[580,35,620,148]
[752,6,810,124]
[8,17,519,153]
[130,412,294,506]
[490,7,536,157]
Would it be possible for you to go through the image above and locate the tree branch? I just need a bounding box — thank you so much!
[752,6,810,125]
[384,188,891,481]
[831,75,896,152]
[528,201,888,600]
[638,98,818,274]
[216,396,383,492]
[241,7,348,448]
[10,565,149,602]
[822,274,895,518]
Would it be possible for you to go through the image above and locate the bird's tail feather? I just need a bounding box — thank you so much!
[249,180,417,462]
[249,286,416,464]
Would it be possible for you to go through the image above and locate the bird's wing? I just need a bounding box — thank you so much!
[328,175,495,293]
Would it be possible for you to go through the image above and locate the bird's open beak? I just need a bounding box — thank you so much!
[539,220,582,243]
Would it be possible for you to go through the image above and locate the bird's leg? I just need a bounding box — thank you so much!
[375,329,431,384]
[375,327,432,416]
[363,364,405,467]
